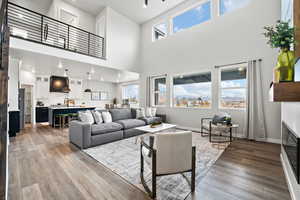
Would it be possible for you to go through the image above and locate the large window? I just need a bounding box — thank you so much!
[219,0,251,15]
[220,65,247,109]
[173,72,212,108]
[122,84,139,105]
[153,23,167,41]
[152,76,167,106]
[172,1,211,33]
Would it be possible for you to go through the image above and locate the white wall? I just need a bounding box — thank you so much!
[105,7,141,72]
[47,0,96,33]
[281,102,300,200]
[139,0,281,140]
[8,58,20,111]
[9,0,52,15]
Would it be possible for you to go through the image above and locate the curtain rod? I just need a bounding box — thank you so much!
[215,59,262,69]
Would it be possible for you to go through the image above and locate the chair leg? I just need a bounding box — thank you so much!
[191,146,196,192]
[152,150,157,199]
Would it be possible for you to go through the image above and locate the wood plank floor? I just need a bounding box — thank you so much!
[8,124,291,200]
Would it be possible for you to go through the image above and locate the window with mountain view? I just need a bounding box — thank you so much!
[152,76,167,106]
[173,72,211,108]
[219,0,251,15]
[122,84,139,105]
[220,65,247,109]
[172,1,211,33]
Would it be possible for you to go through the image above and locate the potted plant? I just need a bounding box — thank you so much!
[263,20,296,82]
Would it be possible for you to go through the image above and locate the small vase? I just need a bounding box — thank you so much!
[275,49,295,82]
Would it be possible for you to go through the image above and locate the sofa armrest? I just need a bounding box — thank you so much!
[69,120,92,149]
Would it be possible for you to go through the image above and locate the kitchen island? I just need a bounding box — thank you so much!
[49,106,96,127]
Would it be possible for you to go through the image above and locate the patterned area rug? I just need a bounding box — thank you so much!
[83,132,225,200]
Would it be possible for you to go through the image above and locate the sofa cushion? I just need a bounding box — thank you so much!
[91,122,123,135]
[115,119,146,129]
[109,109,133,121]
[141,117,162,125]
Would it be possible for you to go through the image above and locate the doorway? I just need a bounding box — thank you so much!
[21,85,33,124]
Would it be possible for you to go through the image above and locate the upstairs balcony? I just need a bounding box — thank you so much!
[7,2,105,59]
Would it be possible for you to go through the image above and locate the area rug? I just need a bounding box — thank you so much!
[83,132,225,200]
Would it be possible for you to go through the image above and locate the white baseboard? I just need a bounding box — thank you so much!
[176,125,281,144]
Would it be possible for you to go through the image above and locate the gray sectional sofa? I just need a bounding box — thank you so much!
[69,108,162,149]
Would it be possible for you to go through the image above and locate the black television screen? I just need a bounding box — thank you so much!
[50,76,70,93]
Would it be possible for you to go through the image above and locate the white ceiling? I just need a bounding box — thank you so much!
[62,0,187,24]
[10,49,139,83]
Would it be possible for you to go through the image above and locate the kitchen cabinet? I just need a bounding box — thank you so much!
[36,107,49,123]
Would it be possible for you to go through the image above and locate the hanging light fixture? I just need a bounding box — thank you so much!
[144,0,165,8]
[84,72,92,93]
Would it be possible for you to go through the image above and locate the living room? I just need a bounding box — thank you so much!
[1,0,300,200]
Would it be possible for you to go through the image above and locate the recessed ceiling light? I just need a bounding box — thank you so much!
[58,61,63,69]
[31,69,35,73]
[91,67,95,74]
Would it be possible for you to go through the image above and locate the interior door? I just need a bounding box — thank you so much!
[18,88,25,130]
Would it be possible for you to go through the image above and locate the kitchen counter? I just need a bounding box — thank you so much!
[48,106,96,127]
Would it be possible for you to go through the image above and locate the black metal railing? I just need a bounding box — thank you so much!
[7,2,105,59]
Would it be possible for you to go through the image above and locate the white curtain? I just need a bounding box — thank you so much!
[246,60,267,140]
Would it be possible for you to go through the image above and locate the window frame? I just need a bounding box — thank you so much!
[152,21,168,42]
[121,83,140,105]
[218,64,248,110]
[151,75,167,107]
[170,0,212,35]
[218,0,251,16]
[171,70,213,110]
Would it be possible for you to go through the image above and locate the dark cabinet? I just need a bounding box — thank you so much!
[36,107,49,123]
[9,111,20,137]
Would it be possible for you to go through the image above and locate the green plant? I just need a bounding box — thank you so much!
[263,20,296,50]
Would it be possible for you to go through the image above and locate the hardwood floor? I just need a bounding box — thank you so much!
[8,125,291,200]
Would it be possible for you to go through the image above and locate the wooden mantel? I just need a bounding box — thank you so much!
[295,0,300,57]
[270,82,300,102]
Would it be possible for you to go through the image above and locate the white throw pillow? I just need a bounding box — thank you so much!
[151,107,157,117]
[145,107,152,117]
[146,107,157,118]
[79,111,94,125]
[93,111,103,124]
[136,108,146,119]
[102,111,112,123]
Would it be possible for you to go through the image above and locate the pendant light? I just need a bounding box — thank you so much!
[84,72,92,93]
[144,0,165,8]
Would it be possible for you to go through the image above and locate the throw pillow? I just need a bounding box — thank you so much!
[136,108,146,119]
[151,107,157,117]
[92,110,103,124]
[78,111,94,125]
[146,107,153,117]
[102,111,112,123]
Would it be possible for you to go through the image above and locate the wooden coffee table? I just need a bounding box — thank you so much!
[134,123,177,143]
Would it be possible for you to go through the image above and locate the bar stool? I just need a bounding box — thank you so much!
[69,113,79,121]
[58,114,69,129]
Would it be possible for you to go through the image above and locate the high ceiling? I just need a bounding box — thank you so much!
[62,0,187,24]
[10,49,140,83]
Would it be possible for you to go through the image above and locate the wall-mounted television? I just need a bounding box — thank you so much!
[50,76,70,93]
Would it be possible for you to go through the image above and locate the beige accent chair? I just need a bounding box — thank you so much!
[140,131,196,199]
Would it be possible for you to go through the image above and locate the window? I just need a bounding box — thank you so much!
[122,84,139,105]
[172,1,211,33]
[152,76,167,106]
[173,72,212,108]
[219,0,251,15]
[220,65,247,109]
[153,23,167,41]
